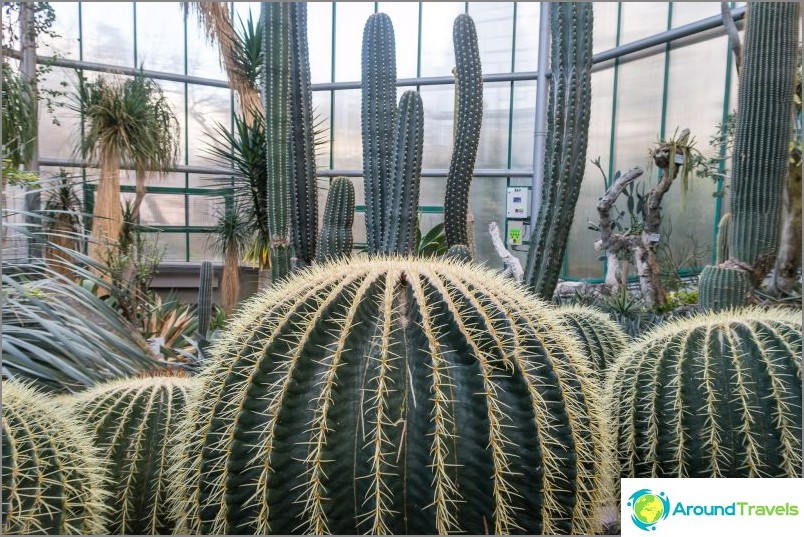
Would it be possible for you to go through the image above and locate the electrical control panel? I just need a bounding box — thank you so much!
[507,220,525,246]
[506,187,530,219]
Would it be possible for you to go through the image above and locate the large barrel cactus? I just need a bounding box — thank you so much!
[555,305,628,376]
[317,177,355,262]
[2,382,107,535]
[608,308,802,480]
[171,258,610,535]
[67,375,197,535]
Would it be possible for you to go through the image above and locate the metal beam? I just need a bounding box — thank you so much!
[530,2,550,229]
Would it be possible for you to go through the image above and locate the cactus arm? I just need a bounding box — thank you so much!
[715,212,731,265]
[444,14,483,248]
[317,177,355,262]
[197,260,213,338]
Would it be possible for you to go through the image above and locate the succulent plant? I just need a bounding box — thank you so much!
[317,177,355,263]
[197,260,213,339]
[715,212,731,265]
[67,375,197,535]
[444,243,472,263]
[171,257,611,535]
[555,305,628,376]
[607,308,802,480]
[2,381,108,535]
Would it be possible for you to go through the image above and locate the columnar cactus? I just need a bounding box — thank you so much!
[698,2,799,309]
[197,260,213,338]
[555,305,628,376]
[361,13,397,255]
[525,2,593,299]
[2,382,107,535]
[316,177,355,262]
[66,375,196,535]
[384,90,424,255]
[171,258,610,535]
[288,2,318,268]
[608,308,802,479]
[444,14,483,249]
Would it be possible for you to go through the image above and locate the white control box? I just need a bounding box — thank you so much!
[506,187,530,219]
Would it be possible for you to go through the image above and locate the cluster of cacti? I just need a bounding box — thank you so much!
[317,177,355,262]
[555,305,628,376]
[698,2,799,309]
[2,382,107,535]
[444,14,483,251]
[170,257,611,535]
[525,2,593,300]
[608,308,802,479]
[197,260,213,339]
[65,375,196,535]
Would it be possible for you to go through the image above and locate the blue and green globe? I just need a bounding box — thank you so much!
[628,489,670,531]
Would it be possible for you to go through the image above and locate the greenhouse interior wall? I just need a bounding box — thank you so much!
[28,1,744,296]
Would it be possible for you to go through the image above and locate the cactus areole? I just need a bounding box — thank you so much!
[173,258,609,535]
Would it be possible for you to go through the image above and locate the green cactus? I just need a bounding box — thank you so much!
[445,243,471,262]
[556,305,628,377]
[197,260,213,339]
[66,375,196,535]
[384,90,424,255]
[698,3,799,308]
[288,2,317,268]
[361,13,397,255]
[2,381,108,535]
[444,14,483,249]
[263,2,292,282]
[171,258,611,535]
[608,308,802,480]
[524,2,593,299]
[317,177,355,263]
[715,212,731,265]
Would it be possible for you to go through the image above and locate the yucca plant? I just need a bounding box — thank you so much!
[39,172,85,276]
[209,201,249,314]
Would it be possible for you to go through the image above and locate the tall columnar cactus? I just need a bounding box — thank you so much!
[524,2,593,299]
[263,2,292,282]
[197,260,213,338]
[444,14,483,248]
[2,382,107,535]
[555,305,628,377]
[171,258,610,536]
[384,90,424,255]
[66,376,196,535]
[288,2,317,268]
[316,177,355,262]
[698,3,799,309]
[361,13,397,255]
[608,309,802,480]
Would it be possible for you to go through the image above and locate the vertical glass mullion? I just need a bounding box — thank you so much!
[659,3,673,143]
[184,8,190,261]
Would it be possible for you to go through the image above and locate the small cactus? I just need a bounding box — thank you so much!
[317,177,355,262]
[715,212,731,265]
[444,243,471,262]
[197,260,213,339]
[2,381,108,535]
[555,305,628,376]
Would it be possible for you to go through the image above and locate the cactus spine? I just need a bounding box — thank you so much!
[445,243,472,262]
[197,260,213,338]
[444,14,483,249]
[524,2,593,299]
[263,2,292,282]
[172,258,610,535]
[608,309,802,479]
[2,382,107,535]
[67,376,196,535]
[317,177,355,262]
[361,13,397,255]
[556,305,628,377]
[698,3,799,309]
[288,2,318,268]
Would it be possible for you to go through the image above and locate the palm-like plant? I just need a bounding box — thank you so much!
[71,71,179,263]
[210,201,249,314]
[41,171,85,276]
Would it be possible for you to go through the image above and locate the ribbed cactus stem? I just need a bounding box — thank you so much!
[317,177,355,262]
[445,243,471,262]
[384,90,424,255]
[288,2,317,268]
[172,258,611,536]
[2,382,108,535]
[67,375,196,535]
[555,305,628,377]
[361,13,397,255]
[444,14,483,248]
[697,265,752,310]
[608,309,802,480]
[197,260,213,338]
[524,2,593,299]
[715,212,731,264]
[263,2,292,281]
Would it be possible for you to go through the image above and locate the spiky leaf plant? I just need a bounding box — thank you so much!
[2,381,108,535]
[556,305,628,376]
[171,257,610,535]
[608,308,802,480]
[66,375,197,535]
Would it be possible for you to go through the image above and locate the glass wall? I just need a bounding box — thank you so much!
[33,1,741,277]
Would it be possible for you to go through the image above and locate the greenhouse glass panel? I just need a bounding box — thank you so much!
[476,81,510,169]
[37,67,80,161]
[469,176,507,265]
[189,233,222,262]
[43,2,80,59]
[332,88,362,170]
[142,232,187,262]
[187,85,232,167]
[80,2,134,67]
[420,84,455,169]
[138,194,185,227]
[514,2,540,73]
[420,2,465,78]
[509,80,536,172]
[186,7,226,80]
[468,2,514,75]
[334,2,374,82]
[312,90,332,170]
[135,3,184,74]
[378,2,420,79]
[308,2,333,84]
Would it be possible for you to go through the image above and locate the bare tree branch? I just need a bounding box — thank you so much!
[489,221,523,282]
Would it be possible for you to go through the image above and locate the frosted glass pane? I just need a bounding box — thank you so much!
[510,80,536,171]
[156,80,186,165]
[147,172,185,189]
[420,2,464,77]
[334,2,374,82]
[232,2,261,24]
[593,2,620,54]
[331,89,362,169]
[186,7,226,80]
[308,2,333,83]
[312,90,332,169]
[139,194,185,226]
[672,2,722,27]
[187,85,232,166]
[189,233,222,262]
[420,177,446,207]
[188,194,217,226]
[136,3,184,73]
[420,85,454,169]
[42,2,80,59]
[143,232,186,262]
[81,2,134,66]
[620,3,669,43]
[378,2,419,79]
[468,177,507,265]
[514,2,540,73]
[353,212,367,246]
[469,2,514,75]
[38,67,79,160]
[476,82,510,169]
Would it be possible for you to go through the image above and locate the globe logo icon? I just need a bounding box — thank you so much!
[627,489,670,531]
